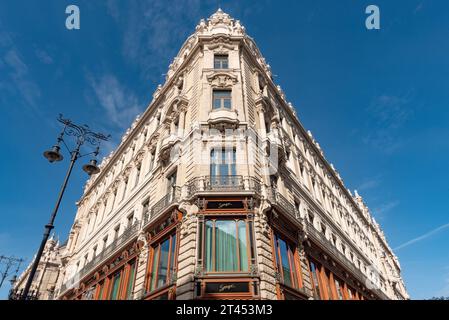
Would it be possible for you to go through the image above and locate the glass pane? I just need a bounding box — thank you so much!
[215,220,238,272]
[223,98,231,109]
[157,238,170,288]
[150,246,159,291]
[335,279,343,300]
[231,149,236,176]
[238,221,248,271]
[110,272,121,300]
[126,262,136,299]
[205,221,214,272]
[170,234,177,277]
[310,262,321,298]
[97,282,104,300]
[288,245,298,288]
[213,98,221,109]
[278,238,292,286]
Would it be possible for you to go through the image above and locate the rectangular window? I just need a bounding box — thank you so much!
[148,151,155,173]
[210,148,236,185]
[96,281,105,300]
[148,233,177,292]
[309,260,322,299]
[204,219,250,273]
[273,233,301,289]
[142,199,150,221]
[127,213,134,228]
[213,90,231,109]
[214,55,228,69]
[125,260,136,300]
[334,278,344,300]
[167,170,177,201]
[109,271,122,300]
[122,178,128,201]
[134,165,141,188]
[103,236,108,250]
[114,226,120,240]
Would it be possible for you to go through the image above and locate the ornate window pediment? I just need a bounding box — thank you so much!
[207,72,238,88]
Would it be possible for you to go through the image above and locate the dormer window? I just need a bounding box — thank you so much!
[213,90,231,109]
[214,54,228,69]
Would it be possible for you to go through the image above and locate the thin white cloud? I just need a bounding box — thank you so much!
[363,93,414,153]
[394,223,449,251]
[373,200,400,217]
[87,73,142,130]
[357,176,382,191]
[3,49,41,107]
[35,48,54,65]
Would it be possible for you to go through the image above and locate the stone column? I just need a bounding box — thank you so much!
[176,203,199,300]
[132,231,149,300]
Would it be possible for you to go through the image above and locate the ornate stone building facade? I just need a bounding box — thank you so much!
[12,236,65,300]
[54,9,408,300]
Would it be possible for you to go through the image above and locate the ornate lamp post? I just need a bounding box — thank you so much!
[20,114,110,300]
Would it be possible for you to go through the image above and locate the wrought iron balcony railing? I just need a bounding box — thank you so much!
[187,176,261,197]
[267,188,300,223]
[304,221,389,300]
[207,175,243,190]
[143,187,181,226]
[60,221,140,294]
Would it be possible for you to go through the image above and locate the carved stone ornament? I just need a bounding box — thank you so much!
[207,72,238,88]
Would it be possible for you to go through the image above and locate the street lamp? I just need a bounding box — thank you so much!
[20,114,110,300]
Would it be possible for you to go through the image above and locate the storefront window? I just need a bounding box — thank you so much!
[148,233,177,292]
[204,219,250,273]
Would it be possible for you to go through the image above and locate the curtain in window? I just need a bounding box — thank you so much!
[215,220,238,272]
[149,246,160,291]
[205,221,214,272]
[110,272,121,300]
[238,221,248,271]
[126,262,136,300]
[310,261,321,299]
[97,282,105,300]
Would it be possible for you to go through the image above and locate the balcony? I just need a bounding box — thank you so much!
[143,187,181,226]
[159,134,180,161]
[186,176,261,197]
[207,108,239,128]
[60,221,140,294]
[304,221,389,300]
[267,189,301,225]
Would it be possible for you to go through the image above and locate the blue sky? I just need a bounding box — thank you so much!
[1,0,448,299]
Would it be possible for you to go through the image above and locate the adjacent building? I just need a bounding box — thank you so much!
[11,236,65,300]
[54,9,409,300]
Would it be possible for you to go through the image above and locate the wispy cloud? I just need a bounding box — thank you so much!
[357,176,382,191]
[107,0,207,81]
[373,200,400,218]
[363,94,414,153]
[3,49,41,107]
[414,2,424,14]
[35,48,53,65]
[0,19,42,110]
[87,73,142,130]
[394,223,449,251]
